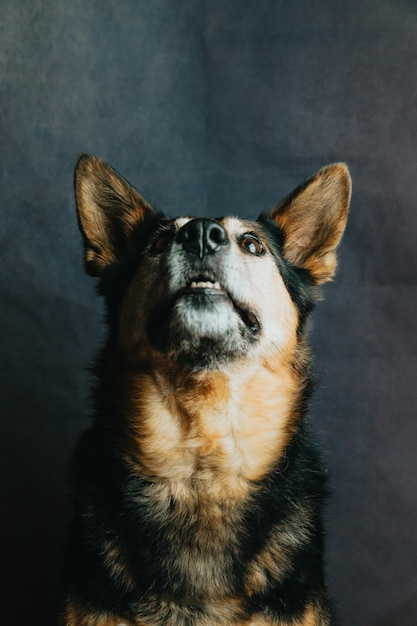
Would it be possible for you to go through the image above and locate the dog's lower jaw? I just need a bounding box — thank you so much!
[162,334,256,371]
[145,291,261,370]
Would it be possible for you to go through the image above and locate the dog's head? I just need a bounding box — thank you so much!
[75,156,351,370]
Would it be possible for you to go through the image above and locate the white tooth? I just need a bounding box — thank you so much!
[188,280,222,289]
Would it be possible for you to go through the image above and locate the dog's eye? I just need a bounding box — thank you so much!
[150,232,173,255]
[239,234,264,256]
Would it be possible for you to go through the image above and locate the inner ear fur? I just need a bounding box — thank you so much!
[74,154,157,276]
[262,163,351,284]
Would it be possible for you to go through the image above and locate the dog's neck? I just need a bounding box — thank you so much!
[99,346,309,496]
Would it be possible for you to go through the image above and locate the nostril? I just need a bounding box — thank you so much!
[207,222,227,246]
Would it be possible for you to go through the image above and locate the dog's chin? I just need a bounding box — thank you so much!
[147,290,261,370]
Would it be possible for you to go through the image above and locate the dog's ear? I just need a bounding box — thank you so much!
[260,163,351,284]
[74,154,158,276]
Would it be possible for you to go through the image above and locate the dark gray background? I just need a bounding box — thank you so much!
[1,1,416,624]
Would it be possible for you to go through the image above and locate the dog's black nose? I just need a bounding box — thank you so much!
[177,218,229,258]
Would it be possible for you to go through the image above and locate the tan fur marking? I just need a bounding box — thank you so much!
[244,500,314,597]
[225,356,300,481]
[296,603,328,626]
[243,603,326,625]
[101,538,136,593]
[119,346,302,495]
[61,598,140,625]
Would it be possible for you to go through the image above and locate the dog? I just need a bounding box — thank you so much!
[60,155,351,626]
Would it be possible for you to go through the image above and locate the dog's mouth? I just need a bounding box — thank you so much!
[184,278,222,293]
[175,275,261,334]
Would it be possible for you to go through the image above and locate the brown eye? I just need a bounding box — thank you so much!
[150,232,173,254]
[240,233,264,256]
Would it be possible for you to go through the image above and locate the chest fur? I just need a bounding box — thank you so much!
[119,358,301,491]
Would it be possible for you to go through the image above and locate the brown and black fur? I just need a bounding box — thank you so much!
[60,155,351,625]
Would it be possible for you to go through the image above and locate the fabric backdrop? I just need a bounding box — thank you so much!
[1,1,416,624]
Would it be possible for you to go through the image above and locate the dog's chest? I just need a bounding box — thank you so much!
[122,363,297,487]
[127,475,249,602]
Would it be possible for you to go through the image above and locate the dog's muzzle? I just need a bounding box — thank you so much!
[145,217,262,366]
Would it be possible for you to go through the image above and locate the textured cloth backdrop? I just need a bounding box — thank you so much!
[1,2,416,625]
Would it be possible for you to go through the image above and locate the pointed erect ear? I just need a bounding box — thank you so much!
[260,163,351,284]
[74,154,158,276]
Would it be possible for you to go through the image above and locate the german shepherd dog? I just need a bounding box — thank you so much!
[60,155,351,626]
